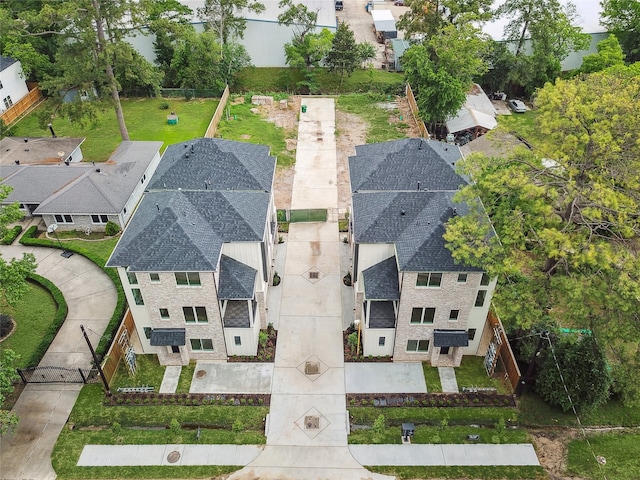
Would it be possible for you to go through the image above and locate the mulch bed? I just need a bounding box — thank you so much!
[343,326,393,362]
[347,392,516,408]
[105,392,270,407]
[228,325,277,363]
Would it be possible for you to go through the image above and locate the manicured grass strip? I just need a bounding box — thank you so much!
[176,362,196,394]
[20,226,125,357]
[217,96,295,167]
[349,425,529,444]
[350,407,518,426]
[567,432,640,480]
[518,392,640,427]
[1,277,61,368]
[455,356,511,394]
[337,93,412,144]
[423,362,443,393]
[110,355,166,391]
[368,465,545,479]
[13,98,219,162]
[69,385,268,430]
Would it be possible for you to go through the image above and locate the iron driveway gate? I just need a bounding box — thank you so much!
[17,366,100,384]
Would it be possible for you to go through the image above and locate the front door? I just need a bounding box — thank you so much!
[440,346,450,355]
[171,345,180,353]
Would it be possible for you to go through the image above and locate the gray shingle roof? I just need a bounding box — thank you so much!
[349,138,465,192]
[106,189,269,272]
[1,166,89,204]
[0,56,18,72]
[149,138,275,192]
[218,255,257,299]
[0,137,84,166]
[433,329,469,347]
[362,256,400,300]
[150,328,186,347]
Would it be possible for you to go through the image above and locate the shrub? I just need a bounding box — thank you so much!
[372,414,386,440]
[169,418,181,436]
[232,418,244,433]
[347,331,358,352]
[104,221,121,236]
[2,225,22,245]
[159,102,170,110]
[0,313,14,337]
[272,271,281,286]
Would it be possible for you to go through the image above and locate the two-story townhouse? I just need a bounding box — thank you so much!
[0,56,29,114]
[106,138,277,366]
[349,138,496,367]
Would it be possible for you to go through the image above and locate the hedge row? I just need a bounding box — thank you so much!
[19,225,125,358]
[105,393,271,408]
[2,225,22,245]
[24,273,68,368]
[347,393,516,409]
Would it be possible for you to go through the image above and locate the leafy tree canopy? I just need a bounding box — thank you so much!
[0,349,20,436]
[198,0,265,46]
[577,34,625,74]
[325,21,374,83]
[601,0,640,62]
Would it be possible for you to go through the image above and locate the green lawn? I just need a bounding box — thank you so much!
[12,98,219,162]
[350,406,517,426]
[216,95,296,167]
[349,424,529,444]
[496,110,542,148]
[337,93,412,144]
[423,362,443,393]
[455,356,511,394]
[47,234,120,267]
[1,280,57,369]
[369,465,545,479]
[109,355,166,391]
[567,432,640,479]
[176,362,196,394]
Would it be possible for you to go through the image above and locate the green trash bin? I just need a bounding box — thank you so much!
[301,105,307,113]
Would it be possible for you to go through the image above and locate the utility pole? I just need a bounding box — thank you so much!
[80,324,111,396]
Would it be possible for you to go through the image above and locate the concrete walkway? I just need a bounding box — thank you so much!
[0,244,118,480]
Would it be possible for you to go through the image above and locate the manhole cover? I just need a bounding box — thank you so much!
[305,362,320,375]
[167,451,180,463]
[309,271,319,279]
[196,370,207,378]
[305,416,320,429]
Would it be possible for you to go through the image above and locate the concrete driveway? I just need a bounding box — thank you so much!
[0,244,117,480]
[345,363,427,393]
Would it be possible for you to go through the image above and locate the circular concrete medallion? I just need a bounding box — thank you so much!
[167,451,181,463]
[196,369,207,378]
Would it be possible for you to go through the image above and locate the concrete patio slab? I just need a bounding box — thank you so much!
[271,366,346,395]
[438,366,460,393]
[189,363,274,394]
[159,365,182,393]
[345,363,428,394]
[274,316,344,369]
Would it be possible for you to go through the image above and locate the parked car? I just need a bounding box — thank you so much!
[393,0,405,5]
[335,0,343,10]
[508,99,527,113]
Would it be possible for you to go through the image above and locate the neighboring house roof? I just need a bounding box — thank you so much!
[2,166,89,204]
[350,138,484,272]
[34,141,162,215]
[362,256,400,300]
[349,138,464,192]
[0,137,84,165]
[0,56,18,72]
[371,10,396,33]
[218,254,257,300]
[433,329,469,347]
[459,130,530,158]
[150,328,186,347]
[149,138,275,193]
[107,189,270,272]
[446,84,497,134]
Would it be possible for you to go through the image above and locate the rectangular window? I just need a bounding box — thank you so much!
[91,214,109,224]
[126,272,138,285]
[457,273,467,283]
[143,327,152,339]
[475,290,487,307]
[468,328,477,341]
[149,273,160,282]
[190,338,214,351]
[131,288,144,306]
[378,336,385,346]
[234,336,242,346]
[480,273,491,286]
[3,96,13,109]
[54,214,73,224]
[416,272,442,287]
[449,309,460,321]
[159,308,170,320]
[175,272,201,286]
[410,307,435,324]
[183,306,208,323]
[406,339,430,353]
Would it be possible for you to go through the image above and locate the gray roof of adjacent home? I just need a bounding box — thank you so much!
[0,137,85,165]
[1,166,90,204]
[350,138,486,272]
[349,138,465,192]
[433,329,469,347]
[218,254,257,300]
[106,189,270,272]
[459,130,529,159]
[362,256,400,300]
[0,56,18,72]
[33,141,162,215]
[149,138,275,193]
[150,328,186,347]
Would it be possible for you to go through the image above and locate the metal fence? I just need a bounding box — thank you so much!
[289,209,328,223]
[17,366,100,384]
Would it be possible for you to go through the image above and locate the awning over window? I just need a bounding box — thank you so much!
[433,329,469,348]
[150,328,186,347]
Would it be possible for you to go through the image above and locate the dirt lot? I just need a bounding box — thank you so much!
[260,95,421,212]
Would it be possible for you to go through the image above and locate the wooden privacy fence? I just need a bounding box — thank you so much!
[0,86,43,125]
[204,84,230,138]
[405,83,430,139]
[484,309,521,392]
[101,309,137,385]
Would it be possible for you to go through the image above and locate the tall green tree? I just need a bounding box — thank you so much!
[402,23,490,127]
[397,0,492,40]
[0,349,20,436]
[601,0,640,62]
[444,69,640,405]
[577,34,625,74]
[325,21,372,83]
[197,0,265,47]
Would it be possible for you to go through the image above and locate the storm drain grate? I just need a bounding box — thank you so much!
[305,362,320,375]
[167,451,181,463]
[309,271,319,279]
[305,416,320,429]
[196,370,207,378]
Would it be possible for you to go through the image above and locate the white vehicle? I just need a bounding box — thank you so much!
[508,99,527,113]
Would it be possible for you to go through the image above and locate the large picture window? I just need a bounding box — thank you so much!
[175,272,201,286]
[411,307,435,324]
[183,306,208,323]
[416,272,442,287]
[190,338,213,351]
[406,339,429,352]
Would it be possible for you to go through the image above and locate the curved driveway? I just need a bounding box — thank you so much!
[0,245,117,480]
